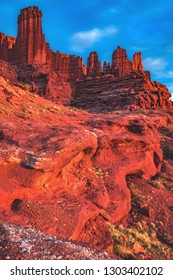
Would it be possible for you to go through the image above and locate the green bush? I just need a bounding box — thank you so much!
[24,84,30,91]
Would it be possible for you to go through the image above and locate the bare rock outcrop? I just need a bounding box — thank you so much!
[15,6,49,65]
[132,52,144,72]
[0,76,165,252]
[72,73,173,112]
[0,6,172,109]
[87,52,102,77]
[0,60,17,82]
[0,32,16,63]
[0,221,117,260]
[112,46,133,77]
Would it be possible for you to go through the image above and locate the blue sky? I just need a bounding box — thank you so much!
[0,0,173,93]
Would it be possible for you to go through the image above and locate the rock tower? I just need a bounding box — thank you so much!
[15,6,48,65]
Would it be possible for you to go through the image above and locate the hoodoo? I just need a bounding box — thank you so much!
[132,52,144,72]
[112,46,133,77]
[15,6,48,65]
[87,52,102,77]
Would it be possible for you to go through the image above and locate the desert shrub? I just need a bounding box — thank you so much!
[108,221,173,260]
[24,84,30,91]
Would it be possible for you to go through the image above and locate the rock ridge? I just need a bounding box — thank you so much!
[0,6,172,110]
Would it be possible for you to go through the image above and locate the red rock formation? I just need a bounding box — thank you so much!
[0,33,16,63]
[0,6,172,109]
[0,60,17,82]
[132,52,144,72]
[145,70,151,80]
[45,71,74,103]
[69,55,86,80]
[0,76,173,258]
[15,6,48,65]
[87,52,102,76]
[112,46,133,77]
[103,61,112,75]
[72,72,173,112]
[0,221,117,259]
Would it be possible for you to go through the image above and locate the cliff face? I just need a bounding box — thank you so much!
[87,52,102,77]
[72,73,173,112]
[0,5,172,110]
[15,6,48,65]
[112,46,133,77]
[132,52,144,72]
[0,60,17,82]
[0,33,16,63]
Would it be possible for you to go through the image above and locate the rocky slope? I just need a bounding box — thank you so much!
[0,5,173,260]
[0,221,117,260]
[0,77,173,259]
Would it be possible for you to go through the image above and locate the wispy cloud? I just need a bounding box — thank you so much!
[131,46,147,51]
[70,27,117,52]
[166,83,173,100]
[143,57,168,70]
[153,70,173,79]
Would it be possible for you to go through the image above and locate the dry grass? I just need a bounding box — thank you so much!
[108,221,173,259]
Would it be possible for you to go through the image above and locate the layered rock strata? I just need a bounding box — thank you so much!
[72,73,173,112]
[112,46,133,77]
[15,6,48,65]
[0,6,172,109]
[132,52,144,72]
[0,60,17,82]
[87,52,102,77]
[0,76,165,251]
[0,33,16,63]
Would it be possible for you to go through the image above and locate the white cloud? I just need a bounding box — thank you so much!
[167,71,173,78]
[131,46,147,51]
[151,70,173,79]
[143,57,168,70]
[165,83,173,94]
[166,83,173,100]
[70,27,117,52]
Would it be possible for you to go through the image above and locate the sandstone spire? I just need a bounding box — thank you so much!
[0,33,16,63]
[132,52,144,72]
[87,52,102,76]
[15,6,48,65]
[112,46,133,77]
[103,61,112,75]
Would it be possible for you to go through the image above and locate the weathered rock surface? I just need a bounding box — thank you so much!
[15,7,49,65]
[0,6,173,260]
[0,33,16,63]
[0,60,17,82]
[72,73,173,112]
[0,77,167,255]
[112,46,133,77]
[132,52,144,72]
[0,221,117,259]
[87,52,102,77]
[103,61,111,75]
[0,7,86,103]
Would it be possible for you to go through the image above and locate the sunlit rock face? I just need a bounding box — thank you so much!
[0,6,173,258]
[0,6,172,110]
